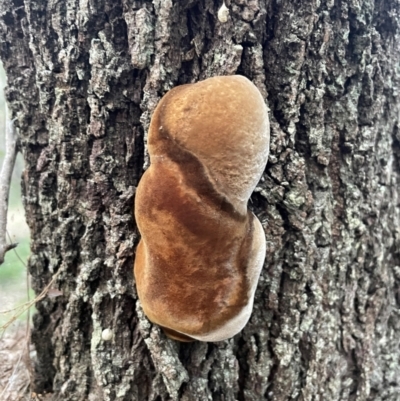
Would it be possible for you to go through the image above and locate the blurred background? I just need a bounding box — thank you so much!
[0,61,31,326]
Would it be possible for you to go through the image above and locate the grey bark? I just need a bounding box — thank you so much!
[1,0,400,400]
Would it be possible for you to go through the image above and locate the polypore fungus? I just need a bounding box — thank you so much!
[134,75,270,342]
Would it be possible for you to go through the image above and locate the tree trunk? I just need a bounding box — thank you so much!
[1,0,400,400]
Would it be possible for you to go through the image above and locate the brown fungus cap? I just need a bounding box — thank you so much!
[148,75,269,215]
[134,75,270,342]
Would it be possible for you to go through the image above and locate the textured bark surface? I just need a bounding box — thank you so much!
[1,0,400,400]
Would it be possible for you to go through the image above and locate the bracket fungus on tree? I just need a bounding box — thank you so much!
[134,75,270,342]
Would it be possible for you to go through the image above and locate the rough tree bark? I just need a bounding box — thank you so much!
[1,0,400,400]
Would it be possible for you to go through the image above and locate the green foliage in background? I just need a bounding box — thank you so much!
[0,174,32,325]
[0,237,29,282]
[0,61,31,326]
